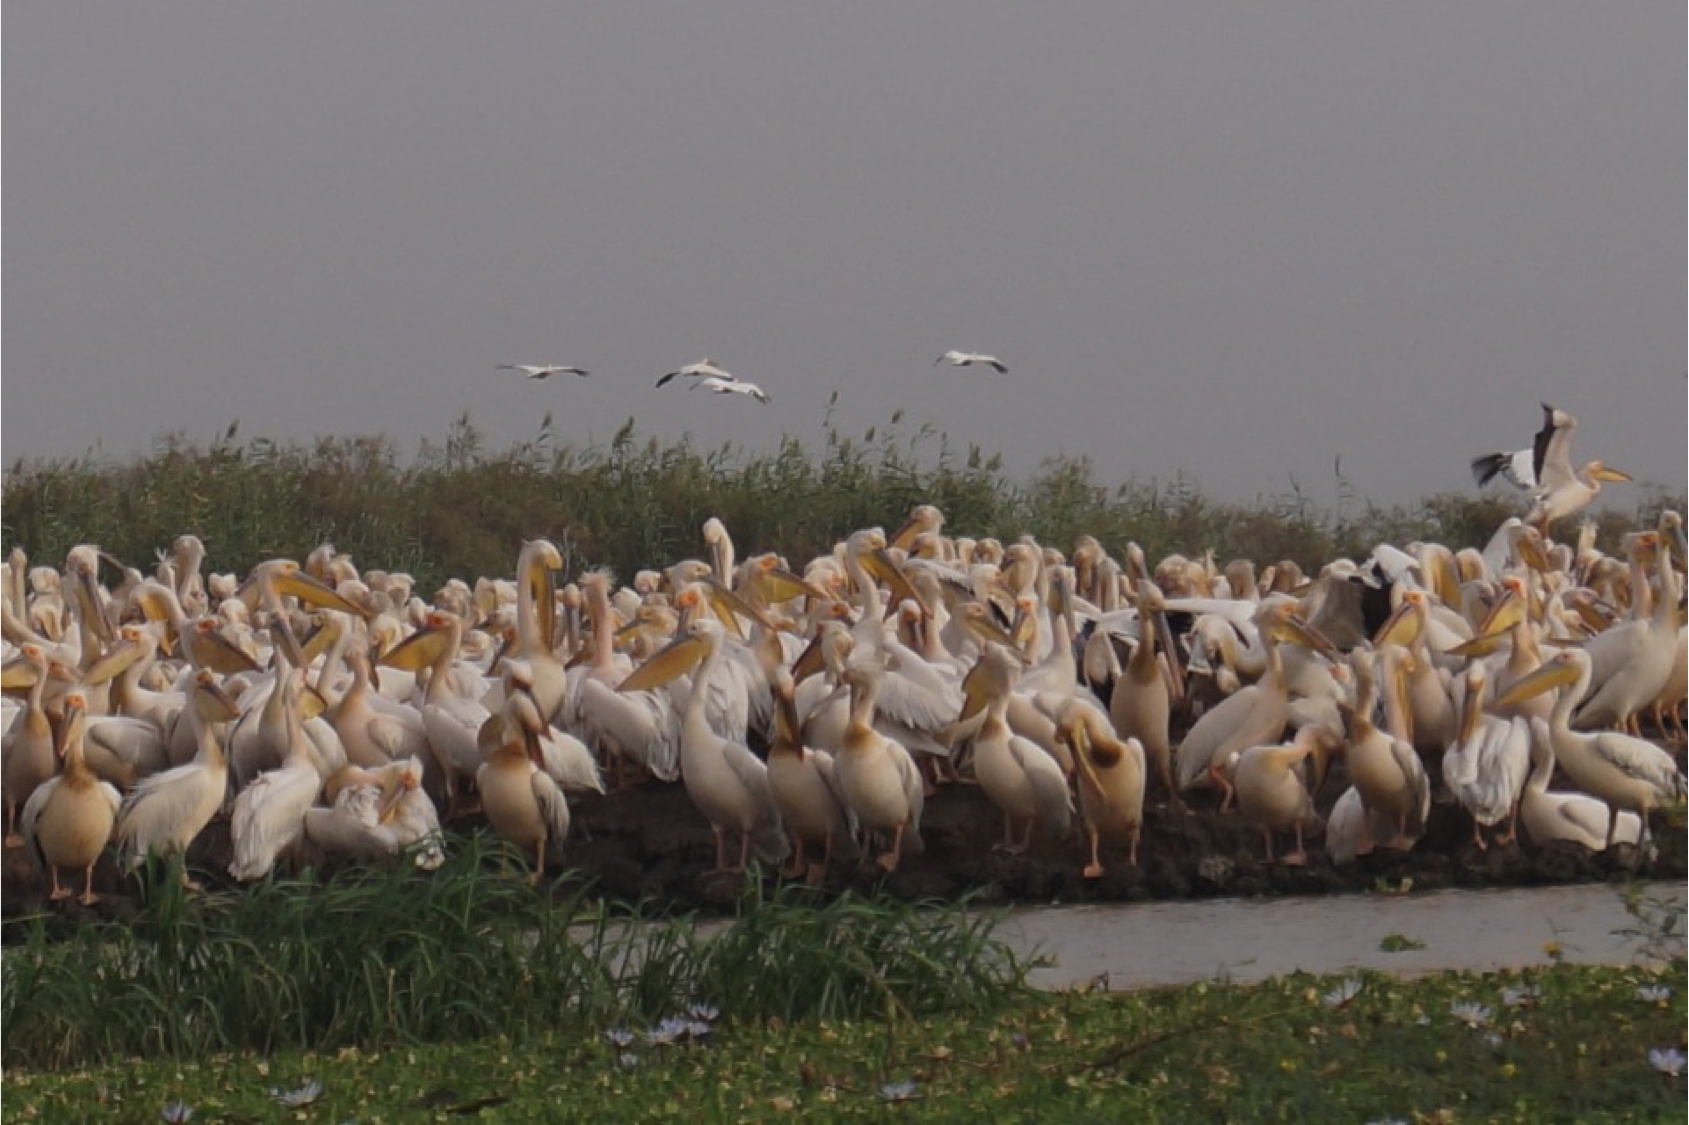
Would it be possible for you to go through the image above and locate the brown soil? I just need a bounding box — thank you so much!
[5,775,1683,925]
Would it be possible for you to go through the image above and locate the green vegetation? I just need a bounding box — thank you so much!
[0,836,1030,1072]
[4,961,1683,1122]
[6,410,1680,590]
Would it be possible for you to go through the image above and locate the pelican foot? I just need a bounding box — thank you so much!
[48,888,73,901]
[4,834,23,848]
[1082,862,1105,879]
[78,892,101,907]
[1279,851,1307,867]
[876,852,900,873]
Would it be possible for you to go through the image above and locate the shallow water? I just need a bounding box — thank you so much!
[1002,881,1687,991]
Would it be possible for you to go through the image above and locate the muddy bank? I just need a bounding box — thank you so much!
[4,777,1682,927]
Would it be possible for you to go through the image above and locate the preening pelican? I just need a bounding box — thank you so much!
[20,691,121,904]
[693,375,770,403]
[498,363,589,379]
[766,668,857,882]
[478,672,572,882]
[655,357,735,388]
[1234,724,1341,865]
[1057,702,1144,877]
[1443,663,1530,850]
[935,350,1008,373]
[1517,717,1642,851]
[228,668,323,881]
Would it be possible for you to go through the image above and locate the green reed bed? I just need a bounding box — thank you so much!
[7,411,1678,592]
[5,961,1683,1123]
[0,837,1034,1072]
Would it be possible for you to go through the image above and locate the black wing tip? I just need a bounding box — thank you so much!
[655,372,677,388]
[1470,453,1505,487]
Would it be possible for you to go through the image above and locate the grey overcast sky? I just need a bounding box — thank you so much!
[5,3,1685,506]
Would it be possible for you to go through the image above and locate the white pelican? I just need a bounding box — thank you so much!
[968,643,1073,853]
[1492,647,1686,848]
[478,673,572,882]
[1234,724,1342,866]
[115,671,240,884]
[1057,702,1144,876]
[20,691,121,904]
[1443,663,1530,850]
[693,375,770,403]
[655,357,735,388]
[1575,530,1679,735]
[1108,581,1182,803]
[618,618,788,873]
[382,611,490,811]
[766,668,857,882]
[1474,403,1631,531]
[3,643,56,844]
[228,669,322,881]
[1517,717,1642,851]
[498,363,590,379]
[935,350,1008,373]
[1341,647,1431,851]
[835,654,926,872]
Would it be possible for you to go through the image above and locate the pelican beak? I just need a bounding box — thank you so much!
[701,577,769,639]
[73,568,115,644]
[864,549,928,618]
[1591,465,1633,483]
[1516,532,1550,574]
[1475,587,1526,637]
[0,655,38,691]
[1490,658,1581,710]
[195,676,242,723]
[191,623,262,675]
[1457,679,1485,745]
[888,513,924,553]
[790,633,827,684]
[84,637,150,685]
[55,696,86,759]
[753,565,831,606]
[961,608,1018,651]
[274,569,372,620]
[377,775,408,823]
[617,631,708,693]
[1447,629,1509,660]
[1372,597,1422,649]
[1153,610,1186,704]
[378,621,452,672]
[1274,611,1341,660]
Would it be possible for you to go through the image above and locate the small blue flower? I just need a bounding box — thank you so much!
[1011,1030,1030,1052]
[1638,985,1673,1004]
[684,1019,714,1039]
[646,1017,690,1046]
[1649,1047,1687,1078]
[605,1028,636,1048]
[878,1079,921,1103]
[160,1105,194,1124]
[618,1052,641,1070]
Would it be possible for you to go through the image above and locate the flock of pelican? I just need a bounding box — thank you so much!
[2,416,1683,906]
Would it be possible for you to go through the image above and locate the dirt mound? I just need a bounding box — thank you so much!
[5,779,1681,925]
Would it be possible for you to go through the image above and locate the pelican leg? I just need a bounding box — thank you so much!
[878,824,904,873]
[707,826,731,874]
[530,839,545,886]
[781,835,807,880]
[1207,763,1236,814]
[79,865,100,907]
[1259,827,1275,864]
[1083,827,1104,879]
[1282,821,1307,866]
[1126,824,1140,867]
[735,830,752,873]
[1472,819,1489,852]
[5,802,21,847]
[1496,805,1519,848]
[48,867,72,901]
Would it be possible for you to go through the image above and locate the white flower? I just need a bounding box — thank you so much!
[686,1002,720,1022]
[604,1028,636,1048]
[269,1079,323,1108]
[878,1079,921,1103]
[1322,978,1364,1008]
[1648,1047,1687,1077]
[160,1105,194,1124]
[1483,1032,1505,1049]
[1449,1001,1492,1028]
[1500,985,1539,1008]
[618,1052,640,1070]
[1638,985,1673,1004]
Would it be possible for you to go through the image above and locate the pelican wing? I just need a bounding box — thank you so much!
[18,777,59,872]
[1590,732,1687,800]
[1008,733,1074,834]
[574,676,680,781]
[538,728,606,794]
[116,761,223,861]
[228,763,320,880]
[531,769,572,859]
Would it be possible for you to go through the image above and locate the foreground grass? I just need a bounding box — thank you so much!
[5,962,1684,1123]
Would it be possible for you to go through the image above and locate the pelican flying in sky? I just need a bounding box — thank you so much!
[498,364,590,380]
[935,350,1008,373]
[655,357,736,388]
[694,375,770,404]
